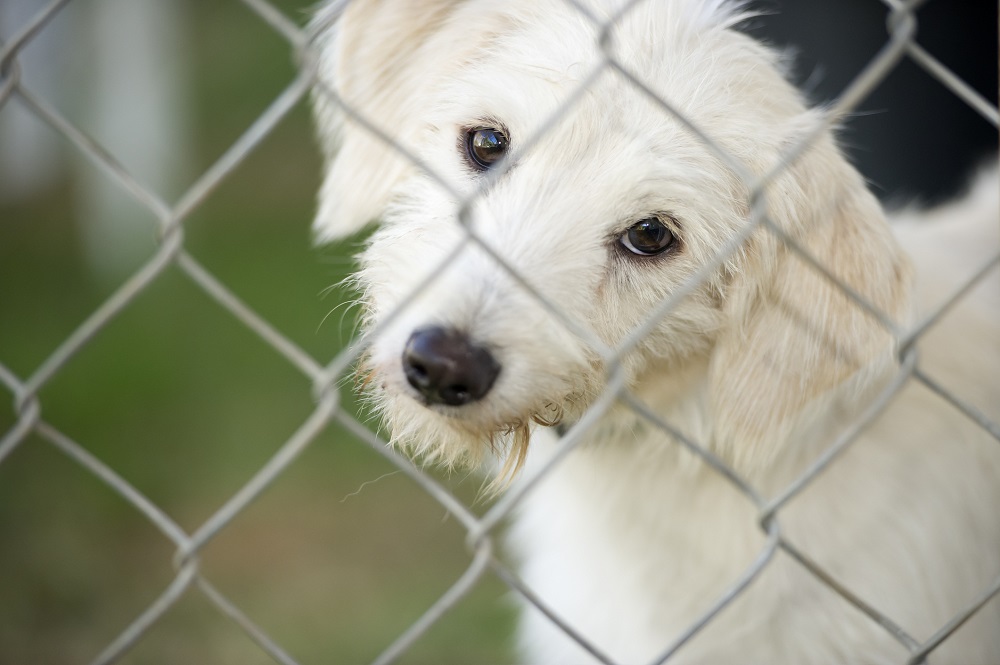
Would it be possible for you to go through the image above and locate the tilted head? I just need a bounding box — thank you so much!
[311,0,911,477]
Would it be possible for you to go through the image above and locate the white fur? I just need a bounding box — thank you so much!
[311,1,1000,662]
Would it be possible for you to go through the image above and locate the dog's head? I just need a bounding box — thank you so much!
[312,0,911,476]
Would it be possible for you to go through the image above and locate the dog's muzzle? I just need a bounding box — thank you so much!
[402,326,501,406]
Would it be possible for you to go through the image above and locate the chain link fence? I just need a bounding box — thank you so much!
[1,0,998,663]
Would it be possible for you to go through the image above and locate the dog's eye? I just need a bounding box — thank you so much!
[466,127,509,170]
[620,217,677,256]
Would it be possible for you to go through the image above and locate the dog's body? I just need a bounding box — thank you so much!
[311,1,1000,662]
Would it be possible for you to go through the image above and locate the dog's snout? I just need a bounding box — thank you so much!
[402,326,500,406]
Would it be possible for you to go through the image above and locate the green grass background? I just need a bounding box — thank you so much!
[0,2,515,663]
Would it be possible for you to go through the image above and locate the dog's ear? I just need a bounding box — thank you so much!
[708,147,911,473]
[311,0,465,242]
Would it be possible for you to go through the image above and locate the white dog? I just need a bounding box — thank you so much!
[310,1,1000,662]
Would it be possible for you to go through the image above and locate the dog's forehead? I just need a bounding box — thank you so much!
[438,1,770,165]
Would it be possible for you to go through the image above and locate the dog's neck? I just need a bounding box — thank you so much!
[595,352,855,494]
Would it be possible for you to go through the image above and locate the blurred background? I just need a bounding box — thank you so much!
[0,2,513,663]
[0,1,995,664]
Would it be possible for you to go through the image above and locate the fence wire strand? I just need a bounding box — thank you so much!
[1,0,997,663]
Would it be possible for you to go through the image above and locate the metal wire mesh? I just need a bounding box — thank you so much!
[1,0,997,664]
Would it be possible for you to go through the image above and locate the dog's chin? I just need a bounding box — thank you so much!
[369,375,568,482]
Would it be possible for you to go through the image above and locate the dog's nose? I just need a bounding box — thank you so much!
[402,326,500,406]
